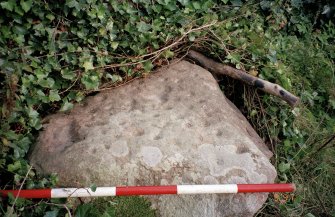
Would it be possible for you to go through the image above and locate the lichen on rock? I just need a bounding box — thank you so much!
[30,61,276,216]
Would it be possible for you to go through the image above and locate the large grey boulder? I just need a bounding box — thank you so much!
[30,61,276,216]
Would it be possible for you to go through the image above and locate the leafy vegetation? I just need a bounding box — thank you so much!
[75,196,155,217]
[1,0,334,216]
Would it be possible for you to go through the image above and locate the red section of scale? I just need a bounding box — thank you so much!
[0,184,296,198]
[0,189,52,198]
[237,184,296,193]
[116,186,177,196]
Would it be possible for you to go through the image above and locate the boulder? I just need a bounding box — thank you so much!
[30,61,276,216]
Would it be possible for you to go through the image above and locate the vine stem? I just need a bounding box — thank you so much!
[99,21,217,70]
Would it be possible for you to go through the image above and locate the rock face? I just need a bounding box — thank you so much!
[30,61,276,216]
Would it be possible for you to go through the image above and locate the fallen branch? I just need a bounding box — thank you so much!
[187,50,300,107]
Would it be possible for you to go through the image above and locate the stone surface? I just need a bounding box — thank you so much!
[30,61,276,217]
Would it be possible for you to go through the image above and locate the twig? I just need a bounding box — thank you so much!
[59,73,81,95]
[314,189,329,215]
[9,165,32,215]
[99,55,157,70]
[0,203,5,215]
[100,21,217,70]
[88,76,140,93]
[256,92,275,153]
[138,21,217,59]
[315,134,335,153]
[208,29,232,56]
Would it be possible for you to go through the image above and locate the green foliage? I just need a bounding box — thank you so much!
[1,0,334,216]
[208,2,335,215]
[75,197,155,217]
[259,29,335,216]
[0,0,224,216]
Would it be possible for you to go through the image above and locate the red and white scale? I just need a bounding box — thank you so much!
[0,184,295,198]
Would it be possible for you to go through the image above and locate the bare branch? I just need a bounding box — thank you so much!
[187,50,300,107]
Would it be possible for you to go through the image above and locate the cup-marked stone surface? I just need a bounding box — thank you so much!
[30,61,276,217]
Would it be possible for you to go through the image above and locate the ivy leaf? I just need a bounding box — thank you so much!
[49,90,61,102]
[111,41,119,50]
[4,130,19,140]
[8,161,21,172]
[90,183,97,192]
[28,108,42,130]
[17,137,31,154]
[28,107,39,119]
[227,53,241,64]
[61,69,76,80]
[162,49,174,59]
[83,60,94,72]
[143,61,153,72]
[188,34,196,42]
[96,4,106,20]
[75,204,97,217]
[230,0,242,6]
[291,0,302,8]
[38,78,55,88]
[106,21,114,32]
[20,0,33,13]
[107,74,122,83]
[137,21,151,33]
[178,0,190,6]
[192,2,201,10]
[60,100,74,112]
[0,0,16,11]
[43,210,59,217]
[22,65,33,73]
[0,58,5,66]
[14,26,28,36]
[46,14,55,21]
[66,0,80,10]
[329,99,335,110]
[260,1,271,10]
[81,73,100,89]
[278,162,290,173]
